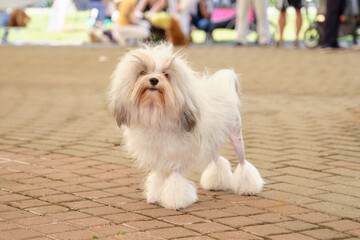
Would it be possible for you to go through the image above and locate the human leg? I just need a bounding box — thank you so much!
[322,0,346,47]
[278,9,286,44]
[295,8,302,43]
[197,18,211,32]
[236,0,251,44]
[179,12,191,36]
[253,0,271,45]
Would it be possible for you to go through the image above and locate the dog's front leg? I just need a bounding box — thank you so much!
[144,171,166,204]
[159,171,198,210]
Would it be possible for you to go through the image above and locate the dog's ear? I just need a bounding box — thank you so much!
[115,104,130,127]
[109,100,129,128]
[181,100,199,132]
[108,52,135,128]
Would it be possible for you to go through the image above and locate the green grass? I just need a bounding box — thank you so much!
[191,7,315,43]
[1,8,91,44]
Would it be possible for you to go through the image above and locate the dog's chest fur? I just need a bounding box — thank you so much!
[123,127,202,172]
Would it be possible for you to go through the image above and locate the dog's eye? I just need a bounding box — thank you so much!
[139,70,147,76]
[164,73,170,79]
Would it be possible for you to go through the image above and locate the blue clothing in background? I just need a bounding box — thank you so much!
[0,12,10,27]
[90,0,105,21]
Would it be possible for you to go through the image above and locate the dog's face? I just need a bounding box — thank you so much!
[130,49,176,121]
[109,43,199,131]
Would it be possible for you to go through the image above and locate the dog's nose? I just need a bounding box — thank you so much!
[149,78,159,86]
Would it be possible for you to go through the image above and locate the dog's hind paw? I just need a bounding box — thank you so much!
[231,161,264,195]
[200,157,232,191]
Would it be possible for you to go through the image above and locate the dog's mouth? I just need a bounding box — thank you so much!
[148,87,158,92]
[143,86,163,94]
[138,86,165,104]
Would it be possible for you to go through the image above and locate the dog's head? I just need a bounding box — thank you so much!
[109,43,199,131]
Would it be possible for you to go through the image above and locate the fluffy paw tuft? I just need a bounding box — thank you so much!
[200,157,232,191]
[144,171,165,204]
[232,161,264,195]
[160,172,198,210]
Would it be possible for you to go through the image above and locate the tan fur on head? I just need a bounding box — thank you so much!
[109,43,199,131]
[131,67,175,125]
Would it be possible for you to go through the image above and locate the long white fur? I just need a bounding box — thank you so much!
[144,171,166,204]
[109,43,264,209]
[160,172,198,209]
[200,156,232,191]
[232,161,264,195]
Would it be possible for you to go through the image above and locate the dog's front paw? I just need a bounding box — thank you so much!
[144,171,165,204]
[146,198,158,205]
[232,161,264,195]
[243,191,256,196]
[160,172,198,210]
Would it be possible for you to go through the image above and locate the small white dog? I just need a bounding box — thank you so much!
[109,43,264,210]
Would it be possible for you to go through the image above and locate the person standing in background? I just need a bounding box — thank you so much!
[235,0,272,46]
[321,0,346,49]
[48,0,71,32]
[277,0,302,47]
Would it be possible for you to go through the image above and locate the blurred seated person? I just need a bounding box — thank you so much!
[191,0,211,33]
[90,0,106,27]
[134,0,169,29]
[112,0,151,45]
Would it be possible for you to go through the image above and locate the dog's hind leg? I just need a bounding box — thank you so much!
[200,156,232,191]
[229,115,264,196]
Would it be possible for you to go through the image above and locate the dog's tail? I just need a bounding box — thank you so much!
[209,69,241,103]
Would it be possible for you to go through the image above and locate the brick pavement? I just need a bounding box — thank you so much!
[0,45,359,239]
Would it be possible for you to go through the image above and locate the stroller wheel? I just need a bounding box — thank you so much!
[303,26,320,48]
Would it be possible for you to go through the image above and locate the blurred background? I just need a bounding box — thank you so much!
[1,0,358,47]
